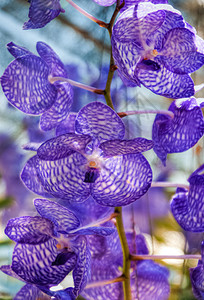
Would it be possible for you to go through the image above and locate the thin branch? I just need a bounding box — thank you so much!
[58,16,110,52]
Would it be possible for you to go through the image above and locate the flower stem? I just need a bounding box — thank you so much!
[130,254,201,261]
[49,76,104,94]
[151,181,189,190]
[85,275,125,289]
[65,0,108,28]
[118,110,174,119]
[104,0,122,110]
[69,212,119,234]
[114,207,131,300]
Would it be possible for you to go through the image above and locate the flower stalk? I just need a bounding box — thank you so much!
[118,110,174,119]
[114,207,131,300]
[151,182,189,190]
[65,0,108,27]
[130,254,201,261]
[85,275,125,289]
[49,76,104,94]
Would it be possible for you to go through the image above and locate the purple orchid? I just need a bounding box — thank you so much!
[93,0,168,8]
[171,164,204,232]
[190,241,204,300]
[21,101,153,206]
[82,233,170,300]
[1,42,73,131]
[0,199,114,299]
[152,97,204,165]
[111,2,204,98]
[23,0,65,29]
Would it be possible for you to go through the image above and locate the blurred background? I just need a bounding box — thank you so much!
[0,0,204,299]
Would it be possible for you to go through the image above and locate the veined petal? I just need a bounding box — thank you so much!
[21,155,53,197]
[5,216,54,244]
[92,153,152,206]
[36,152,90,202]
[34,199,80,232]
[152,98,204,165]
[70,226,115,236]
[171,166,204,232]
[190,242,204,298]
[120,1,169,13]
[131,260,170,300]
[100,138,153,157]
[138,64,195,98]
[0,265,25,282]
[14,284,47,300]
[111,37,140,87]
[75,102,125,144]
[37,133,91,160]
[82,265,122,300]
[36,41,67,77]
[7,42,33,58]
[23,0,64,30]
[56,113,77,136]
[40,82,73,131]
[159,28,204,74]
[1,55,57,114]
[72,236,91,297]
[93,0,116,6]
[12,238,77,285]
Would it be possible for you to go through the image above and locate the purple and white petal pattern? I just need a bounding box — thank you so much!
[36,152,90,202]
[14,284,48,300]
[131,260,170,300]
[5,216,54,244]
[100,138,153,157]
[137,64,195,98]
[120,0,169,13]
[56,113,77,136]
[40,82,73,131]
[23,0,65,30]
[112,1,204,97]
[92,153,152,206]
[82,266,122,300]
[75,102,125,144]
[171,165,204,232]
[152,98,204,165]
[158,28,204,74]
[1,55,57,114]
[34,199,80,232]
[72,236,91,297]
[21,155,53,198]
[0,265,25,282]
[190,242,204,299]
[37,133,91,160]
[93,0,116,6]
[70,226,115,236]
[36,41,67,78]
[12,238,77,285]
[7,42,33,58]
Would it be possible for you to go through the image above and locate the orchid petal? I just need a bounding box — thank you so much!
[75,102,125,144]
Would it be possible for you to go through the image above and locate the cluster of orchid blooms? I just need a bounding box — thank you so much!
[1,0,204,299]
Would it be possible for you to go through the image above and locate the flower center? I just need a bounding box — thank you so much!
[144,49,158,60]
[89,160,97,168]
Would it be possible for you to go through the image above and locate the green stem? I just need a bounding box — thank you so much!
[114,207,131,300]
[104,0,121,110]
[105,3,132,299]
